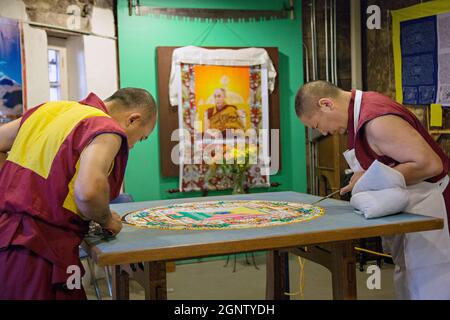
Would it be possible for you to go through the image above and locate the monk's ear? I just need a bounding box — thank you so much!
[318,98,334,111]
[126,113,143,127]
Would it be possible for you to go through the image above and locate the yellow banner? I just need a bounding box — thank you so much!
[430,104,443,127]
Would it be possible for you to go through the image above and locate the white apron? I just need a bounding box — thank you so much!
[344,90,450,299]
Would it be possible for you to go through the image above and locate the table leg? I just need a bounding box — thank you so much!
[112,265,129,300]
[289,241,357,300]
[119,261,168,300]
[265,250,289,300]
[330,241,357,300]
[146,261,168,300]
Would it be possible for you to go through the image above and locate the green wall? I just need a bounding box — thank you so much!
[117,0,306,201]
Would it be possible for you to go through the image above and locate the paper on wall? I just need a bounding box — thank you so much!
[437,12,450,106]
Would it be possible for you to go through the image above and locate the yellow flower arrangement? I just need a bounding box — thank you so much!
[208,143,258,194]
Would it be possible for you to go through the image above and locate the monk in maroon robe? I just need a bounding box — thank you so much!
[294,80,450,299]
[0,88,157,299]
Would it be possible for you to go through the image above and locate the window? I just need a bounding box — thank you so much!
[48,49,61,101]
[47,39,68,101]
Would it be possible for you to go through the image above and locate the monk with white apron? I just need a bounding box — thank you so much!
[344,89,450,299]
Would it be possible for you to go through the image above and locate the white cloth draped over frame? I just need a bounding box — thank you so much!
[169,46,277,106]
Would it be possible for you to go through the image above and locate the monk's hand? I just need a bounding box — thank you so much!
[102,210,123,236]
[111,210,121,221]
[340,171,365,195]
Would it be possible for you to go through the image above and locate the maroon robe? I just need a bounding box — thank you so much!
[347,89,450,232]
[0,93,128,299]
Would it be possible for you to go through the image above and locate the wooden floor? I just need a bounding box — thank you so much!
[83,254,396,300]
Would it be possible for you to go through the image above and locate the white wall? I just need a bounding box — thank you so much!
[66,35,87,100]
[91,7,115,38]
[85,6,118,99]
[83,35,118,99]
[0,0,27,20]
[22,24,50,107]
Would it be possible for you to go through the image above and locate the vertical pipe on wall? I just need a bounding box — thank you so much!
[328,0,332,84]
[350,0,363,89]
[303,43,310,83]
[331,0,335,84]
[329,0,336,85]
[309,1,314,80]
[310,0,318,80]
[304,40,313,193]
[333,0,338,85]
[307,0,319,194]
[313,0,317,194]
[325,0,329,82]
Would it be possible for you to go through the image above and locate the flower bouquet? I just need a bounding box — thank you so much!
[207,143,258,194]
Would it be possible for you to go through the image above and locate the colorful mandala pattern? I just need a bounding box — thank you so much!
[123,200,325,230]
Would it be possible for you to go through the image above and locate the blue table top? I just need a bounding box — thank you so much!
[83,191,443,266]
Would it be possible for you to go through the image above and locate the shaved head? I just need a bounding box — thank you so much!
[295,81,342,117]
[105,87,157,122]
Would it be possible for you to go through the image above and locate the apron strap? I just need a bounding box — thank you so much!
[354,90,363,137]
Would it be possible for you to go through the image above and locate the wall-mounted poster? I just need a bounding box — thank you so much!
[0,17,23,124]
[437,12,450,105]
[392,1,450,106]
[195,65,250,133]
[400,16,437,105]
[169,46,276,192]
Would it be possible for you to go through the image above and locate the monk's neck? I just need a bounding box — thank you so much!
[340,91,353,114]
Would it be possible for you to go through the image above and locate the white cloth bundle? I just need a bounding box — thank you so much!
[351,160,409,219]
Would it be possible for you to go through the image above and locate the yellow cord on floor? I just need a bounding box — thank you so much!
[284,256,305,299]
[354,247,392,258]
[283,247,391,299]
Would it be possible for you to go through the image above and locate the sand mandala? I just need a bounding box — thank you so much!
[122,200,324,230]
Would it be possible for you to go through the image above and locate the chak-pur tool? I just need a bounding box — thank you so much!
[310,189,341,205]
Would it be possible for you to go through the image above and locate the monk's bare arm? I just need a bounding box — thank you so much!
[0,118,21,169]
[365,115,443,185]
[74,133,122,228]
